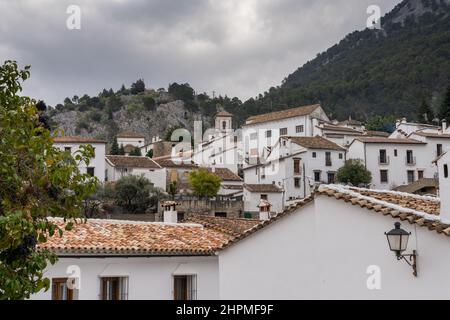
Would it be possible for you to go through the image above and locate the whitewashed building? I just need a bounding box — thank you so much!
[193,111,242,175]
[117,131,146,155]
[32,173,450,300]
[243,135,345,215]
[53,136,107,182]
[105,155,166,190]
[347,137,429,190]
[242,104,330,166]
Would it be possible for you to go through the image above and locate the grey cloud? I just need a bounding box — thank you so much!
[0,0,401,105]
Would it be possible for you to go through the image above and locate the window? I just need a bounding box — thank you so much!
[293,158,301,174]
[406,150,414,165]
[380,170,388,183]
[327,172,335,184]
[101,277,128,300]
[407,170,415,183]
[312,152,317,158]
[379,150,387,164]
[437,144,443,157]
[87,167,95,177]
[64,147,72,152]
[280,128,288,136]
[261,194,268,200]
[314,171,321,182]
[52,278,75,300]
[394,149,398,157]
[215,212,227,218]
[177,212,185,221]
[265,130,272,138]
[296,125,304,133]
[325,152,332,166]
[418,170,424,179]
[294,178,301,188]
[339,153,343,159]
[173,275,197,300]
[444,164,448,178]
[222,121,227,130]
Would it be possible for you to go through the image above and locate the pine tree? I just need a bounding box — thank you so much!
[417,99,434,124]
[129,147,142,156]
[110,137,119,155]
[118,144,125,155]
[438,85,450,122]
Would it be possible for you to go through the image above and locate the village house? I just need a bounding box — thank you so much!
[105,155,166,190]
[193,111,242,175]
[347,137,429,190]
[53,136,107,182]
[241,104,330,166]
[208,167,243,198]
[153,156,199,193]
[31,170,450,300]
[116,131,146,155]
[243,135,346,216]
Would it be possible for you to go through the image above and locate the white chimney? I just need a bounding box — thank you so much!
[442,119,448,133]
[162,201,178,223]
[395,119,401,128]
[257,199,271,221]
[436,152,450,223]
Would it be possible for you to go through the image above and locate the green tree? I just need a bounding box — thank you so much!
[365,115,396,133]
[438,85,450,122]
[114,175,156,213]
[146,149,154,158]
[167,181,177,199]
[336,159,372,186]
[142,96,156,111]
[168,82,195,102]
[129,147,142,156]
[118,144,125,155]
[417,99,434,124]
[0,60,98,299]
[110,137,120,155]
[130,79,146,95]
[188,168,222,198]
[165,124,184,141]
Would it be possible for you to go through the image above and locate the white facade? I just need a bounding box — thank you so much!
[243,136,345,213]
[242,105,329,165]
[243,186,283,215]
[105,157,167,191]
[32,256,218,300]
[117,135,146,149]
[347,139,429,189]
[54,140,106,182]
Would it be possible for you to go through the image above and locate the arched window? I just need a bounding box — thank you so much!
[222,121,227,130]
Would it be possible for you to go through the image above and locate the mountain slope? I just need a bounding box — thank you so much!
[227,0,450,123]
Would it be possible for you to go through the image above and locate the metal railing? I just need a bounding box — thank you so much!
[378,156,389,165]
[405,156,416,166]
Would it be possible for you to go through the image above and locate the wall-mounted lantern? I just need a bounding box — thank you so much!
[385,222,417,277]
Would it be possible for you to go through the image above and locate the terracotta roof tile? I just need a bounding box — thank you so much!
[117,131,146,139]
[244,183,282,193]
[354,137,425,144]
[53,136,106,144]
[216,111,233,117]
[106,155,161,169]
[317,185,450,237]
[393,178,438,194]
[245,104,321,126]
[209,168,243,181]
[412,132,450,139]
[285,136,346,151]
[153,157,198,169]
[364,130,390,137]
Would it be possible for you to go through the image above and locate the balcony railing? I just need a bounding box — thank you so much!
[405,156,416,166]
[378,156,390,165]
[325,160,332,167]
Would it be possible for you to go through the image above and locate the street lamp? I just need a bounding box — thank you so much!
[385,222,417,277]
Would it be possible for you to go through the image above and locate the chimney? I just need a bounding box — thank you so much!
[162,201,178,223]
[401,117,407,124]
[436,152,450,223]
[442,119,448,133]
[395,119,401,128]
[257,199,272,221]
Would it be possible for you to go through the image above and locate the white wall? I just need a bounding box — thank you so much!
[117,137,145,148]
[105,164,167,191]
[220,195,450,299]
[348,141,429,189]
[31,256,219,300]
[55,142,106,182]
[243,188,283,214]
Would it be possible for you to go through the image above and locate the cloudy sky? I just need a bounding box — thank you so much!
[0,0,401,105]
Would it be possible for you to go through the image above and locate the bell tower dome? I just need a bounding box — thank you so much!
[215,110,233,132]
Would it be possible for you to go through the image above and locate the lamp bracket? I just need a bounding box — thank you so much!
[396,250,417,277]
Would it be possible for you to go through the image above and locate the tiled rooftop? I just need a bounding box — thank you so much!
[106,155,161,169]
[53,136,106,144]
[245,104,320,126]
[317,185,450,237]
[286,135,346,151]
